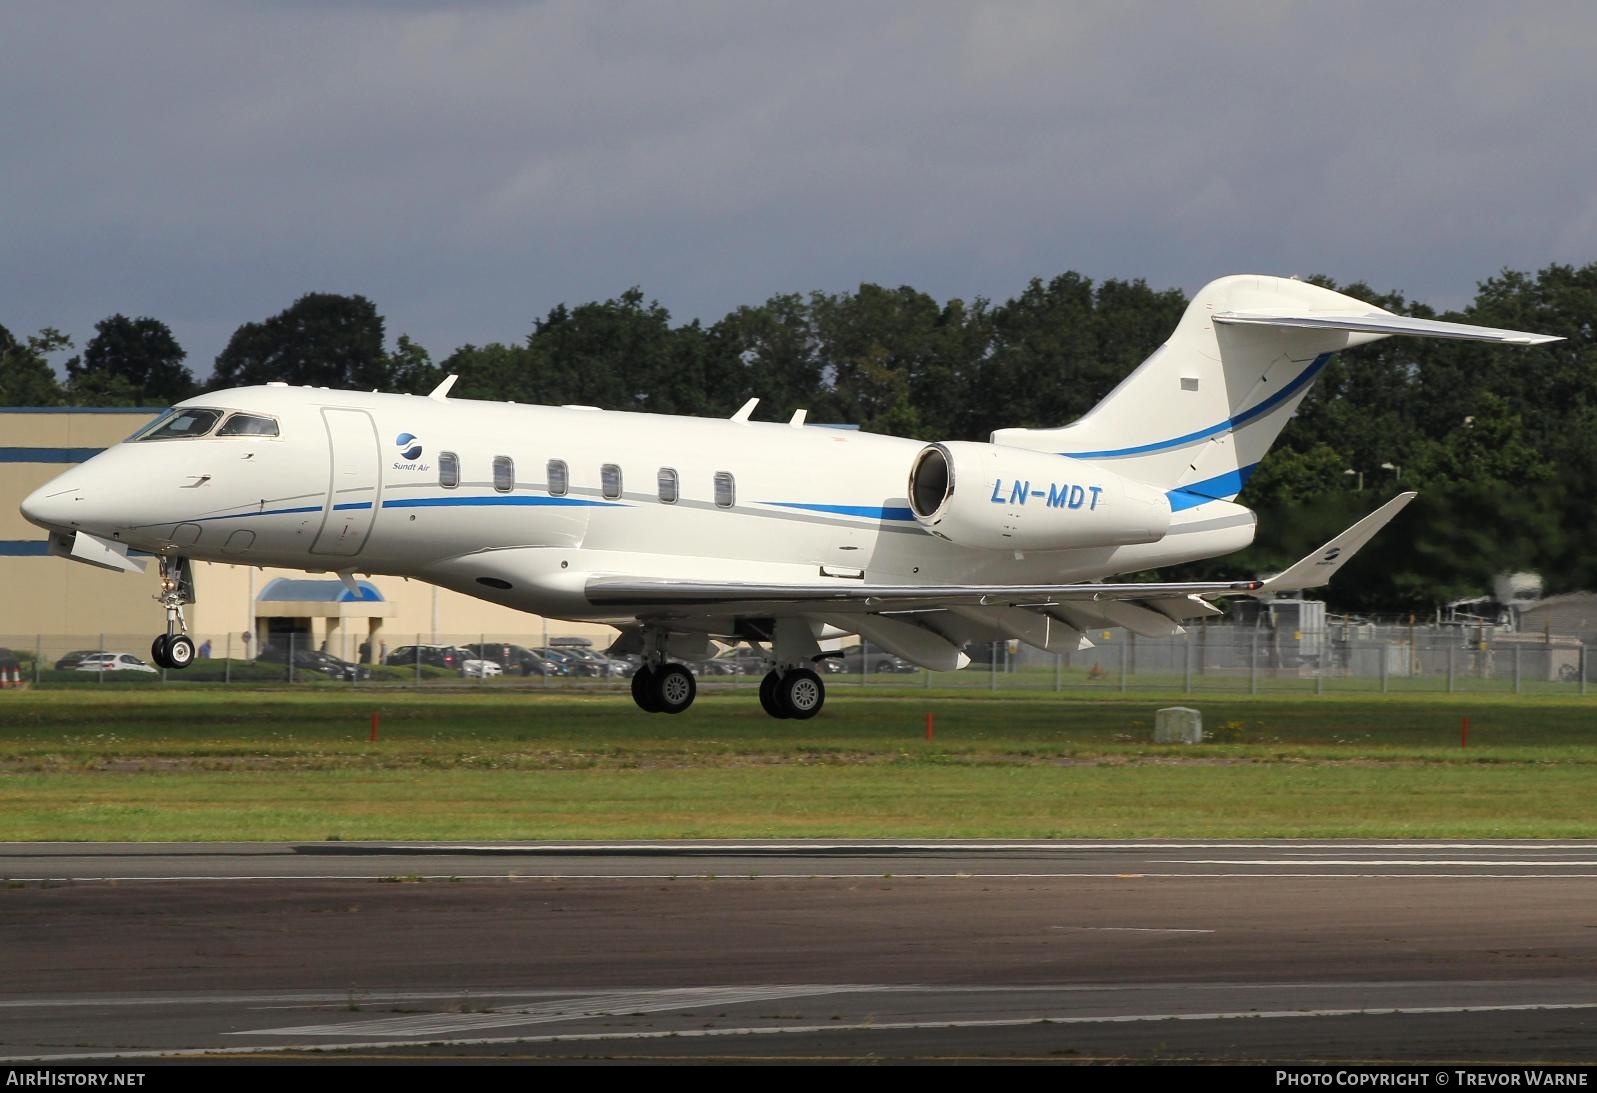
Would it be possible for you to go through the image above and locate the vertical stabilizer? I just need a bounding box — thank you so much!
[992,276,1385,503]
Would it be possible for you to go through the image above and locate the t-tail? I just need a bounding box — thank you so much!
[992,275,1560,510]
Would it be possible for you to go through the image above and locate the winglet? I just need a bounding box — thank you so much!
[1257,492,1417,594]
[731,397,759,423]
[428,374,458,400]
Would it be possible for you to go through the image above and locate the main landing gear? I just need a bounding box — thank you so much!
[149,555,197,671]
[630,662,697,715]
[758,667,824,720]
[626,624,827,719]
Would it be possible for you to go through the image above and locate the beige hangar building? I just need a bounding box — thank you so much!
[0,407,616,664]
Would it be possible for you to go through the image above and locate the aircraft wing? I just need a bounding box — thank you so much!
[587,494,1415,670]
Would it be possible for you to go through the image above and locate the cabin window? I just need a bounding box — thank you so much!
[601,464,623,500]
[217,412,279,437]
[439,451,460,489]
[714,471,735,509]
[547,459,569,497]
[132,407,222,441]
[657,467,679,504]
[493,455,514,493]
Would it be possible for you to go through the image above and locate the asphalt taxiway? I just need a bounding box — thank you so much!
[1,841,1594,1064]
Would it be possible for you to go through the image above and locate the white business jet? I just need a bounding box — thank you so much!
[19,276,1558,718]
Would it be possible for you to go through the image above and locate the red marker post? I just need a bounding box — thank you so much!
[925,712,934,741]
[1461,715,1469,749]
[371,709,380,743]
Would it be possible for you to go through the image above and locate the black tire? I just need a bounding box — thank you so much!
[165,635,195,669]
[652,662,696,715]
[758,671,791,719]
[779,668,825,720]
[150,635,171,669]
[630,666,661,713]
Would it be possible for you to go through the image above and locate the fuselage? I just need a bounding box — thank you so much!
[19,384,1256,628]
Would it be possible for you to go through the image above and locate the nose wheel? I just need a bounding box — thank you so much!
[151,634,195,670]
[150,555,197,670]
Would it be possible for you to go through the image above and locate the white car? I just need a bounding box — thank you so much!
[461,658,501,678]
[74,652,158,674]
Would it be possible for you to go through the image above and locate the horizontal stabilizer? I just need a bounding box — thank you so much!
[1259,492,1417,594]
[1214,311,1562,347]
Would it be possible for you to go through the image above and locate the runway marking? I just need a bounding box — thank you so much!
[11,1001,1597,1062]
[235,985,869,1037]
[10,872,1597,882]
[1051,926,1216,934]
[1162,860,1597,867]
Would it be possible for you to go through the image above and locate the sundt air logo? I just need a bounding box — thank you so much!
[393,432,429,471]
[1318,547,1342,566]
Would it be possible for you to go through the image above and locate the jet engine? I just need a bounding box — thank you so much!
[906,441,1170,551]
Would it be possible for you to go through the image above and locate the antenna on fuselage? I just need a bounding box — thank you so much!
[428,374,459,400]
[730,397,759,423]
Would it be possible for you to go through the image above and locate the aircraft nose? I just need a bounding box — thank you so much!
[20,479,83,531]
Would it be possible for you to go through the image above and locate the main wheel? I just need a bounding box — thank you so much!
[165,635,195,669]
[778,668,825,720]
[151,635,171,669]
[652,662,696,715]
[630,665,662,713]
[758,670,790,719]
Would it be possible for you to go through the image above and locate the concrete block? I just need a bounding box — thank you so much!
[1154,706,1202,744]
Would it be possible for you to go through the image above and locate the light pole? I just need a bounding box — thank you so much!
[1344,468,1363,491]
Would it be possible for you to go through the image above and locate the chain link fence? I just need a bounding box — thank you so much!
[1,621,1591,697]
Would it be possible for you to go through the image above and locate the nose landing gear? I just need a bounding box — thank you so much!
[149,555,197,671]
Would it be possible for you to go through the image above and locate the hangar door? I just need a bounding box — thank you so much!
[312,408,381,556]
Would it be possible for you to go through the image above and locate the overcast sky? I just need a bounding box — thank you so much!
[4,1,1594,380]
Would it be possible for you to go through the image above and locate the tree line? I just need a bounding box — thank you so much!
[4,264,1594,612]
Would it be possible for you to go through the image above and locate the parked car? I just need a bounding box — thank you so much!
[839,645,918,673]
[54,650,105,671]
[702,648,766,675]
[73,652,158,674]
[461,658,502,678]
[256,645,370,681]
[533,646,611,678]
[385,644,472,671]
[462,643,566,677]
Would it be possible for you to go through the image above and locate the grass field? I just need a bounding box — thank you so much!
[1,687,1594,840]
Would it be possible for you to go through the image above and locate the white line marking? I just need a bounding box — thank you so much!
[9,872,1597,882]
[9,1001,1597,1062]
[1050,926,1215,933]
[1164,860,1597,867]
[235,985,861,1038]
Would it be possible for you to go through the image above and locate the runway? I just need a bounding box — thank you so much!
[1,841,1595,1064]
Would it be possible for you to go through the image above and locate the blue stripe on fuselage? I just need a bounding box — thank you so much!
[761,501,916,521]
[1165,464,1258,511]
[1062,353,1332,459]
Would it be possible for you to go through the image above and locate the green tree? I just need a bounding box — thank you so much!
[66,314,194,406]
[211,293,392,390]
[0,328,68,406]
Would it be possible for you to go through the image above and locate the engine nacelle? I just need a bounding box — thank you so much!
[907,441,1171,551]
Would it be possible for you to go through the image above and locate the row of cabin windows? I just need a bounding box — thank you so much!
[436,454,735,508]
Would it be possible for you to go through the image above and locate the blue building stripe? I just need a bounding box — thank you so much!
[0,447,104,463]
[1062,354,1332,460]
[762,501,916,521]
[0,541,51,556]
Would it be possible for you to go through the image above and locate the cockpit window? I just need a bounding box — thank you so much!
[217,413,280,437]
[131,408,223,441]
